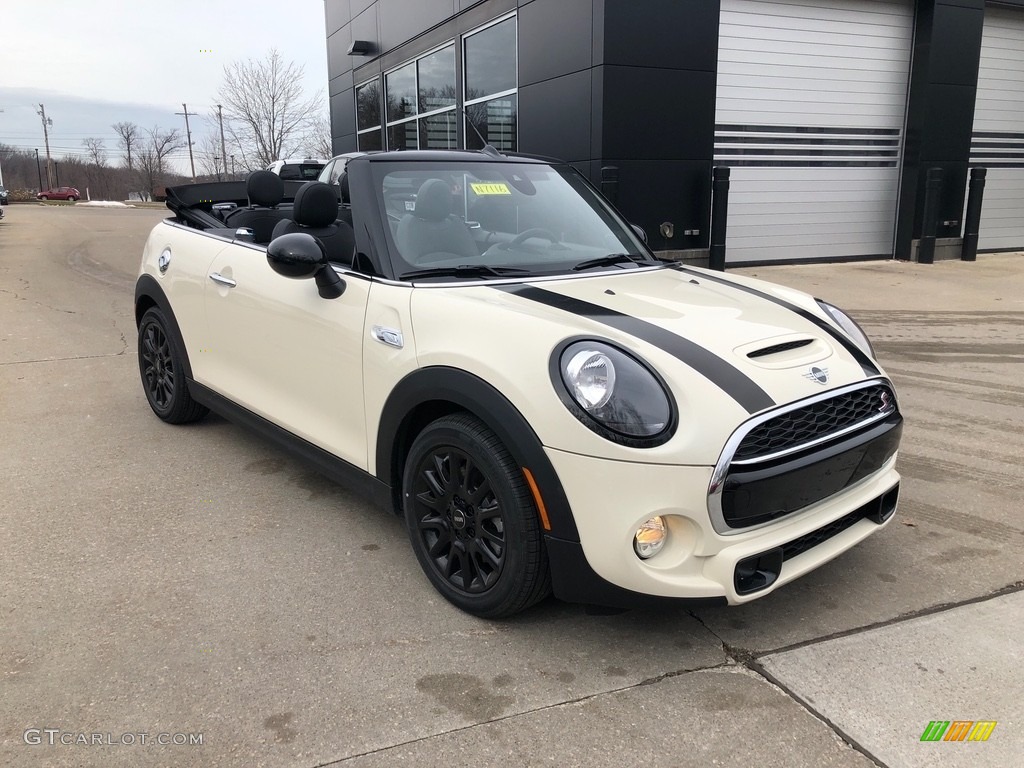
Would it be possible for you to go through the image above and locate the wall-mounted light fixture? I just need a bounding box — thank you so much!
[347,40,374,56]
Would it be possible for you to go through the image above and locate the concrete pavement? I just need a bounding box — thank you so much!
[1,204,1021,766]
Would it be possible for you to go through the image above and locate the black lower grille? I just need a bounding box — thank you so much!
[782,499,877,561]
[734,384,895,462]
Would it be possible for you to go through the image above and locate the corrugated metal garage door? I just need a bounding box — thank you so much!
[971,5,1024,252]
[715,0,914,263]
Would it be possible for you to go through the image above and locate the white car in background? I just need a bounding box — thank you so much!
[266,158,326,181]
[135,150,903,618]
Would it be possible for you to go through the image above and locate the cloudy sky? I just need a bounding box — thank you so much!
[0,0,329,171]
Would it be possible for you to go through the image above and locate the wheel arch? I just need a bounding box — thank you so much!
[376,366,579,542]
[135,274,194,380]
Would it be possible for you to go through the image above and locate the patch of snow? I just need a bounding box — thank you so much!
[75,201,136,208]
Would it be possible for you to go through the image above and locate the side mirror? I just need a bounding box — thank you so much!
[630,224,648,244]
[267,233,345,299]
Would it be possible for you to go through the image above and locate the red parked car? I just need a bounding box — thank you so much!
[36,187,81,201]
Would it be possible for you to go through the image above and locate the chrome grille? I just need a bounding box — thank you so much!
[733,383,895,462]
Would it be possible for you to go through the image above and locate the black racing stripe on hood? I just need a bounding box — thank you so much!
[673,266,879,378]
[495,284,776,414]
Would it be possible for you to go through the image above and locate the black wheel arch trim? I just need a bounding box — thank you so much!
[135,274,194,380]
[376,365,580,542]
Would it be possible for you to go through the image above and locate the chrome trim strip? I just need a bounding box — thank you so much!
[707,377,896,536]
[208,273,237,287]
[729,403,896,466]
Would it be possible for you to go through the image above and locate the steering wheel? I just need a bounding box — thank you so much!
[509,228,559,247]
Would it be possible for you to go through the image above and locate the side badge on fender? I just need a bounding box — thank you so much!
[804,366,829,385]
[158,248,171,274]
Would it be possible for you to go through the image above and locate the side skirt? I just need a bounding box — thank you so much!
[189,380,393,513]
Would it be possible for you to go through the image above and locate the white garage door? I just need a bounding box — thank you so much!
[715,0,914,263]
[971,5,1024,252]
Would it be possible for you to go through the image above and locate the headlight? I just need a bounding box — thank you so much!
[555,340,675,445]
[816,300,874,358]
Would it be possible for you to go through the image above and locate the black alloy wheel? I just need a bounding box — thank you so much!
[403,414,550,618]
[137,307,208,424]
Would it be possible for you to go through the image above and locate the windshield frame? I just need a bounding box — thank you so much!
[368,157,661,283]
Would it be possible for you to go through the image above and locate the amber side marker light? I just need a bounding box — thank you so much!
[522,468,552,531]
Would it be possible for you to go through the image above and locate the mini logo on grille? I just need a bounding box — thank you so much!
[804,366,829,384]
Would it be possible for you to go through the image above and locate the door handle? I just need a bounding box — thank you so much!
[209,272,237,288]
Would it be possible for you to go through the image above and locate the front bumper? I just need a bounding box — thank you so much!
[544,447,900,606]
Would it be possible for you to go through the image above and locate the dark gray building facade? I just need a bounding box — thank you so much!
[325,0,1024,263]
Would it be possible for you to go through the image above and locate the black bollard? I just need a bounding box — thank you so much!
[961,167,987,262]
[918,168,944,264]
[709,166,730,271]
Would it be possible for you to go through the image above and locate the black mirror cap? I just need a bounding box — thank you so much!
[267,233,326,279]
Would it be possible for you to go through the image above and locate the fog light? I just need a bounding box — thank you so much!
[633,516,667,559]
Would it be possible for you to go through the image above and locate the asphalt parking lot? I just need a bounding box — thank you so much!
[1,203,1021,767]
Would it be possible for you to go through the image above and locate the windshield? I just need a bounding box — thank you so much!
[372,161,655,280]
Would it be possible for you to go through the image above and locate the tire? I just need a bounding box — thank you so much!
[67,196,77,202]
[137,307,208,424]
[403,413,551,618]
[39,195,48,200]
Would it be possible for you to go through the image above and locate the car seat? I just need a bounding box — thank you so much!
[271,181,355,267]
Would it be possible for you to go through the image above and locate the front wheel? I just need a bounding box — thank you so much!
[403,414,550,618]
[137,307,208,424]
[39,195,48,200]
[67,196,77,202]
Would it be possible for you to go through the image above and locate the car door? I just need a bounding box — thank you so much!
[202,240,371,469]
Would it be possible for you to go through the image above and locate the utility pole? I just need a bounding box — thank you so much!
[230,154,236,180]
[175,103,198,181]
[216,104,228,181]
[37,104,54,189]
[0,108,5,187]
[35,149,43,190]
[213,156,222,182]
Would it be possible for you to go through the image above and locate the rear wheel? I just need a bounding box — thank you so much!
[403,414,550,618]
[138,307,208,424]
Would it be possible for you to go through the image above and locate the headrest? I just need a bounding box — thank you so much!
[339,172,350,205]
[246,170,285,207]
[413,179,451,222]
[293,181,339,228]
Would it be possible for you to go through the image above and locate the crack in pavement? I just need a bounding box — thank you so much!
[311,659,737,766]
[0,350,132,366]
[0,286,78,314]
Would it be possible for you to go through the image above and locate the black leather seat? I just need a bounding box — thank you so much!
[395,179,478,262]
[224,171,290,243]
[271,181,355,266]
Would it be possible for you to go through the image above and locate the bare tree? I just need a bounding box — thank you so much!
[196,133,224,179]
[147,126,184,175]
[112,121,141,169]
[82,137,107,167]
[302,113,334,161]
[217,49,323,170]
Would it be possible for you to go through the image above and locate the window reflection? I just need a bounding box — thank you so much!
[356,81,381,132]
[418,45,456,113]
[385,62,416,123]
[419,112,457,149]
[464,17,516,101]
[358,130,382,151]
[388,121,418,151]
[465,95,517,152]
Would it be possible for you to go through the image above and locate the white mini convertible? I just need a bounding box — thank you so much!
[135,150,902,617]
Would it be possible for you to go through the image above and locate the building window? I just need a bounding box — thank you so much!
[356,79,382,151]
[464,15,517,151]
[357,14,516,153]
[384,43,457,151]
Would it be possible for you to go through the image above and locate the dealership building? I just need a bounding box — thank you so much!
[324,0,1024,264]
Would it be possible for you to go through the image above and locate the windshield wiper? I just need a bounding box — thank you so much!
[572,253,658,271]
[398,264,530,281]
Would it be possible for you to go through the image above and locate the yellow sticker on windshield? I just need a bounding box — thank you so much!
[470,182,512,196]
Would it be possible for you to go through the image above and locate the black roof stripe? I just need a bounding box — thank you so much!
[672,266,879,378]
[495,284,776,414]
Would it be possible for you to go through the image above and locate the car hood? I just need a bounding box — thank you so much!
[410,265,886,463]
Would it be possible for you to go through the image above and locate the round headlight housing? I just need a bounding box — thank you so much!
[816,300,875,358]
[555,340,676,445]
